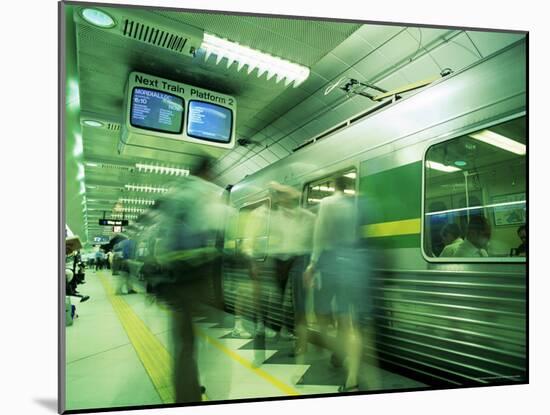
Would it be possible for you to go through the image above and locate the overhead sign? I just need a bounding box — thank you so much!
[99,219,128,226]
[119,71,237,157]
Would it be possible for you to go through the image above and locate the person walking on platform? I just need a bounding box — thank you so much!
[303,176,380,392]
[94,248,104,271]
[105,250,112,270]
[240,182,315,359]
[115,237,137,295]
[144,158,233,404]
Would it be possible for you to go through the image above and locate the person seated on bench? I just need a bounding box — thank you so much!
[66,237,90,302]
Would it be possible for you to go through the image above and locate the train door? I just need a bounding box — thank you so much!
[302,168,357,331]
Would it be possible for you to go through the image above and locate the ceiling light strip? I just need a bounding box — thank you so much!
[425,200,526,216]
[469,130,526,155]
[135,163,189,176]
[125,184,168,194]
[119,198,156,206]
[426,160,461,173]
[201,33,310,88]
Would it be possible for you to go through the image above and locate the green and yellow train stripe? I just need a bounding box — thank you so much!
[362,218,421,238]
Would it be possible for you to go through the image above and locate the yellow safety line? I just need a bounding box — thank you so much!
[99,274,213,402]
[99,272,298,400]
[362,218,421,238]
[98,274,176,404]
[194,328,301,396]
[156,305,301,397]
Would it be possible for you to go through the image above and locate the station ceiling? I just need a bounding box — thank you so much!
[64,3,525,244]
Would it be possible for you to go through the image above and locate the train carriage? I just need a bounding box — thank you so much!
[221,39,527,387]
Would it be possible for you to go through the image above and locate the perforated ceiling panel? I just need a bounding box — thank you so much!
[153,10,360,66]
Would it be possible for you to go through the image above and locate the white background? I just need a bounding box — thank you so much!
[0,0,547,413]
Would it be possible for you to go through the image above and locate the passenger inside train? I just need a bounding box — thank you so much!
[62,2,527,412]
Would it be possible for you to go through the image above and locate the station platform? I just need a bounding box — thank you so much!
[66,270,426,411]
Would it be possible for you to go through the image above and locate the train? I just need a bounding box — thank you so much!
[220,38,527,387]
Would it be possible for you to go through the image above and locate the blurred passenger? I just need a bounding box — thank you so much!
[137,210,163,294]
[95,249,104,271]
[454,215,491,257]
[145,157,232,403]
[439,223,463,257]
[242,182,315,354]
[105,250,112,270]
[514,224,527,256]
[115,237,137,295]
[229,267,253,339]
[303,176,379,392]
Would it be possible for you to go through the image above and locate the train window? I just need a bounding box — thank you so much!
[424,116,526,260]
[304,169,357,213]
[236,199,270,261]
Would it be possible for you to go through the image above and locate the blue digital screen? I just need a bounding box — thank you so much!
[187,100,233,143]
[130,87,184,134]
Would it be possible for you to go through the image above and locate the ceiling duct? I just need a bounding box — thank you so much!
[74,7,204,59]
[106,123,120,131]
[121,18,191,55]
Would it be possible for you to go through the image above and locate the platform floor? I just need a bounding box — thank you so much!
[65,270,426,411]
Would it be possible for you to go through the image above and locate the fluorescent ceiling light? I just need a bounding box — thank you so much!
[425,200,526,216]
[344,189,356,195]
[73,133,83,157]
[201,33,310,88]
[85,162,99,167]
[426,160,461,173]
[469,130,526,155]
[111,214,138,220]
[83,120,103,128]
[113,206,146,214]
[119,198,156,206]
[125,184,168,194]
[344,172,357,179]
[308,198,322,203]
[81,8,116,28]
[77,162,86,180]
[136,163,189,176]
[67,79,80,110]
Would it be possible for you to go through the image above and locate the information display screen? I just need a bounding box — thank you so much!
[130,87,184,134]
[187,100,233,143]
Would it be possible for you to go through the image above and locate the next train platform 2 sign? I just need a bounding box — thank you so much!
[99,219,129,226]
